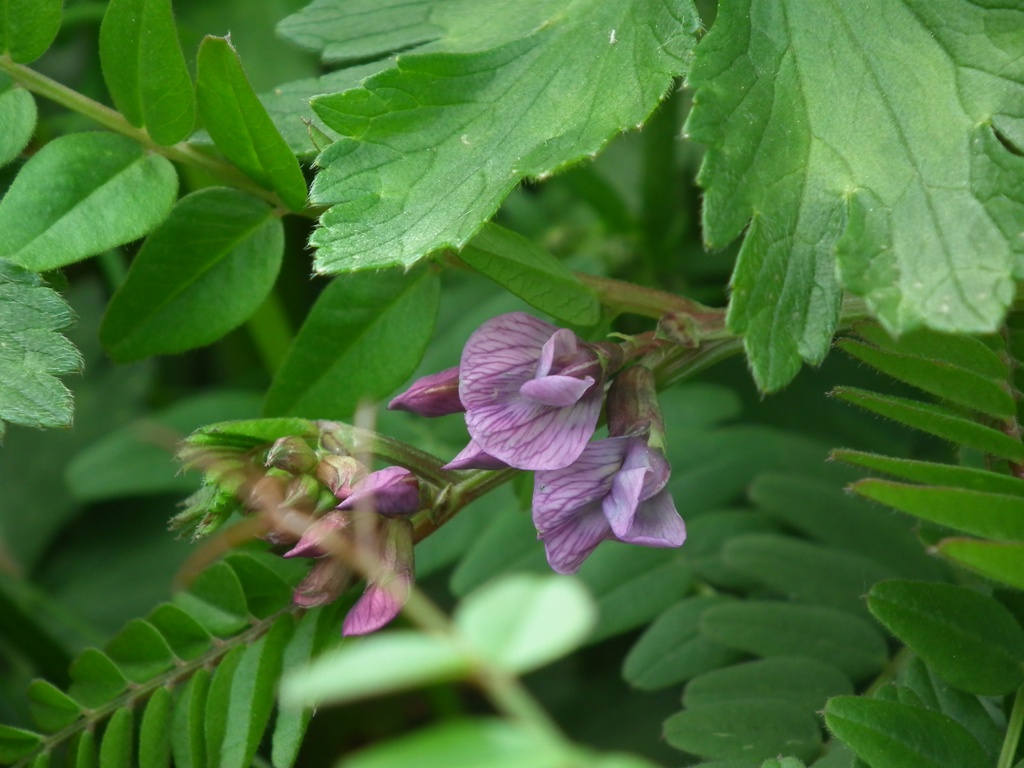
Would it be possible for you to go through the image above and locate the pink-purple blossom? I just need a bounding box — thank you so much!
[338,466,421,517]
[342,517,414,636]
[388,366,464,417]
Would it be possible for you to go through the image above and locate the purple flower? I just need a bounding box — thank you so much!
[442,439,509,471]
[343,518,414,636]
[388,366,465,417]
[283,510,348,559]
[532,436,686,574]
[459,313,610,471]
[338,466,421,517]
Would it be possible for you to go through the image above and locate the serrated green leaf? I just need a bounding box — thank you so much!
[139,686,172,768]
[336,719,574,768]
[298,0,699,273]
[853,479,1024,542]
[687,1,1024,390]
[264,268,440,419]
[458,223,599,326]
[868,580,1024,695]
[0,724,42,762]
[0,75,34,168]
[99,0,195,145]
[825,697,989,768]
[683,657,852,712]
[833,387,1024,463]
[938,538,1024,589]
[196,36,307,211]
[0,0,60,62]
[105,619,176,683]
[171,667,209,768]
[853,325,1008,380]
[147,604,213,661]
[0,260,81,437]
[280,631,473,708]
[101,188,283,361]
[174,561,251,637]
[218,616,294,768]
[838,339,1016,419]
[622,596,742,690]
[455,574,596,674]
[68,648,129,709]
[700,602,888,681]
[28,679,83,733]
[664,700,821,762]
[99,708,133,768]
[0,132,178,271]
[833,450,1024,497]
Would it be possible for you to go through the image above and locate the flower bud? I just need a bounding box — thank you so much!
[342,518,414,636]
[284,511,349,559]
[281,474,321,509]
[265,436,318,474]
[315,455,368,500]
[388,366,465,417]
[338,466,422,518]
[607,366,666,452]
[293,558,351,608]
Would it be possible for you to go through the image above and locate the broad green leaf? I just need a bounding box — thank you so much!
[0,74,35,167]
[264,268,440,419]
[449,506,550,598]
[105,619,176,683]
[0,725,42,762]
[622,596,742,690]
[834,387,1024,463]
[681,511,780,591]
[196,36,307,211]
[101,188,284,361]
[170,668,208,768]
[27,679,82,732]
[0,260,81,438]
[218,616,295,768]
[687,0,1024,390]
[279,631,472,707]
[147,604,213,661]
[664,700,821,762]
[337,719,574,768]
[458,223,599,326]
[297,0,699,273]
[868,580,1024,695]
[74,730,98,768]
[833,450,1024,498]
[174,561,251,637]
[204,645,245,764]
[99,708,133,768]
[139,686,172,768]
[68,649,129,709]
[184,417,318,452]
[825,697,989,768]
[683,657,852,712]
[455,574,597,673]
[223,551,298,619]
[0,0,60,62]
[99,0,195,145]
[853,479,1024,542]
[853,325,1007,380]
[838,339,1016,419]
[938,538,1024,589]
[700,601,888,681]
[0,132,178,271]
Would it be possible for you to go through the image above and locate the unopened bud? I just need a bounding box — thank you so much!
[387,367,464,417]
[342,518,414,636]
[607,365,666,451]
[284,511,349,559]
[293,558,350,608]
[315,455,368,500]
[338,466,422,518]
[282,474,321,509]
[266,436,318,474]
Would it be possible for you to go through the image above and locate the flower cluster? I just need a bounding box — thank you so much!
[390,312,686,574]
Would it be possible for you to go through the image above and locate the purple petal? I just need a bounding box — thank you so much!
[603,466,647,539]
[519,374,595,407]
[539,506,612,575]
[342,518,414,636]
[617,489,687,548]
[388,366,465,417]
[622,439,671,497]
[533,437,630,531]
[284,511,348,558]
[534,328,580,378]
[292,558,349,608]
[442,440,509,470]
[338,466,420,517]
[342,582,406,636]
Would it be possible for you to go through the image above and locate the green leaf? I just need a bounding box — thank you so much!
[664,700,822,762]
[99,0,195,145]
[0,0,61,62]
[0,260,81,437]
[0,74,35,168]
[0,132,178,271]
[454,574,597,673]
[68,648,129,709]
[937,538,1024,589]
[700,601,888,681]
[449,506,550,598]
[838,339,1016,419]
[174,561,251,637]
[218,615,295,768]
[28,679,82,732]
[833,450,1024,498]
[196,36,307,211]
[170,668,209,768]
[99,708,133,768]
[0,724,42,762]
[852,325,1008,381]
[622,596,743,690]
[833,387,1024,463]
[683,657,852,712]
[74,730,98,768]
[458,223,600,326]
[336,719,575,768]
[825,697,989,768]
[223,552,297,619]
[853,479,1024,542]
[686,1,1024,390]
[299,0,699,273]
[682,511,780,591]
[280,631,472,708]
[105,619,176,683]
[264,268,440,419]
[101,188,284,361]
[138,686,172,768]
[147,604,213,661]
[204,645,245,765]
[868,580,1024,695]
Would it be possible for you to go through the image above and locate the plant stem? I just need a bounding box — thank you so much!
[998,684,1024,768]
